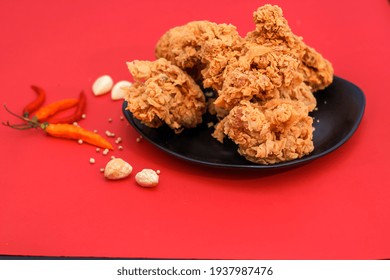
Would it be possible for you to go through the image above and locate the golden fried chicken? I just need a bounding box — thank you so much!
[246,4,334,91]
[155,20,243,84]
[213,99,314,164]
[212,42,318,115]
[127,4,335,165]
[124,58,206,133]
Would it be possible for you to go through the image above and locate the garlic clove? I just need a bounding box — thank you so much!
[111,80,132,100]
[92,75,114,96]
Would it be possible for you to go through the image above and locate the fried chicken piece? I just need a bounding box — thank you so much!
[246,4,334,91]
[155,20,243,84]
[124,58,206,133]
[212,42,318,115]
[154,8,328,117]
[213,99,314,164]
[199,31,244,91]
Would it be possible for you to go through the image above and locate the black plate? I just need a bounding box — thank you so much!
[122,76,365,169]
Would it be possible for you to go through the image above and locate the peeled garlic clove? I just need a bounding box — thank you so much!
[111,80,132,100]
[92,75,114,96]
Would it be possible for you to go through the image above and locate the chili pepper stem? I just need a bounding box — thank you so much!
[2,120,37,130]
[2,105,41,130]
[4,104,32,123]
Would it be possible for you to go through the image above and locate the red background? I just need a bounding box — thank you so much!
[0,0,389,259]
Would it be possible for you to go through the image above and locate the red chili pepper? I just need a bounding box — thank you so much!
[49,91,87,124]
[23,85,46,117]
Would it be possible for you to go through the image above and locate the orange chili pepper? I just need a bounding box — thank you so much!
[33,98,79,122]
[42,123,113,150]
[23,85,46,117]
[49,91,87,124]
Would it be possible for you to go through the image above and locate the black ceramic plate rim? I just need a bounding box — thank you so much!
[122,76,366,169]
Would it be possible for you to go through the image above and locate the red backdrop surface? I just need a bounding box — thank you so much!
[0,0,389,259]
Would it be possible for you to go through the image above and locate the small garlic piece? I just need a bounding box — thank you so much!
[111,80,132,100]
[135,169,159,187]
[92,75,114,96]
[104,158,133,180]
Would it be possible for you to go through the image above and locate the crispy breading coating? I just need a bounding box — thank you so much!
[155,20,243,83]
[124,58,206,133]
[246,4,334,91]
[212,42,318,114]
[213,99,314,164]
